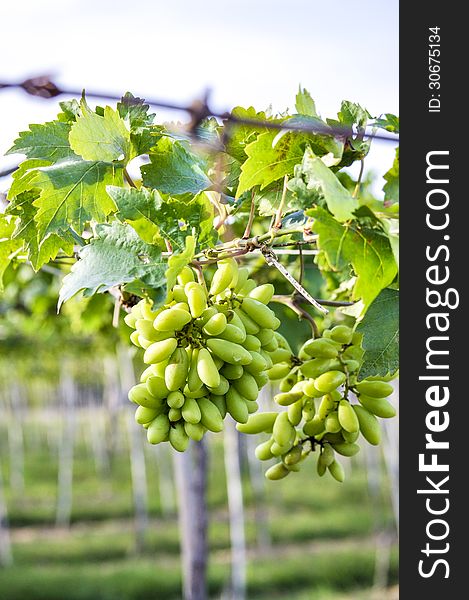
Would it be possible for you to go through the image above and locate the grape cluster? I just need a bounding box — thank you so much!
[237,325,397,482]
[124,259,286,451]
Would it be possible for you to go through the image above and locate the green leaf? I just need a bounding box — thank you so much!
[141,137,211,195]
[337,100,371,132]
[6,121,77,162]
[356,288,399,380]
[373,114,399,134]
[8,159,51,198]
[57,99,81,123]
[292,150,358,221]
[69,100,131,162]
[107,186,161,244]
[383,147,399,204]
[295,87,318,117]
[224,106,268,162]
[32,160,122,238]
[108,186,216,252]
[0,214,23,291]
[310,206,398,311]
[165,235,196,292]
[58,222,166,309]
[236,130,306,197]
[6,190,74,271]
[117,92,158,156]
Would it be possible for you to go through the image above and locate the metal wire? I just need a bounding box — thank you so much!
[0,75,399,143]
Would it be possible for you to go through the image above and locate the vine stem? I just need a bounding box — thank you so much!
[242,191,256,239]
[124,168,137,189]
[271,294,319,338]
[273,175,289,230]
[353,159,365,199]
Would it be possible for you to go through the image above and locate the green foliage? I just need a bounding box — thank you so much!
[356,288,399,380]
[1,86,399,389]
[58,222,166,309]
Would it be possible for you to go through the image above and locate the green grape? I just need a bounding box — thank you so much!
[303,338,340,359]
[269,348,292,363]
[210,259,238,295]
[227,311,247,336]
[220,363,244,380]
[146,376,170,401]
[169,422,189,452]
[331,442,360,457]
[255,438,274,460]
[172,284,188,304]
[208,374,230,396]
[265,462,290,480]
[233,372,259,401]
[274,391,303,407]
[252,372,269,388]
[273,412,296,447]
[258,350,273,370]
[267,363,291,381]
[181,397,202,424]
[165,348,189,391]
[197,348,221,388]
[218,323,246,344]
[153,308,191,332]
[184,421,205,441]
[124,312,138,328]
[144,338,178,365]
[302,398,316,422]
[236,412,278,434]
[321,443,335,467]
[198,398,224,432]
[302,379,325,398]
[317,394,335,420]
[355,380,394,398]
[248,283,275,304]
[206,338,252,365]
[329,325,353,345]
[328,459,345,482]
[203,313,227,336]
[243,334,261,352]
[342,430,359,444]
[168,407,182,421]
[283,445,303,466]
[358,395,396,418]
[234,308,260,335]
[325,412,341,433]
[233,267,249,293]
[287,399,303,426]
[185,282,207,318]
[130,330,142,347]
[314,370,346,393]
[209,394,227,418]
[167,390,185,409]
[241,297,278,329]
[337,399,359,433]
[226,387,249,423]
[135,405,161,425]
[300,358,342,379]
[147,414,171,444]
[177,265,195,285]
[256,328,274,346]
[353,405,381,445]
[198,306,218,327]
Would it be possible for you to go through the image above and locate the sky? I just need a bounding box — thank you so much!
[0,0,398,191]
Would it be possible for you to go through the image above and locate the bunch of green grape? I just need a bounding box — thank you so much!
[237,325,397,482]
[124,258,288,451]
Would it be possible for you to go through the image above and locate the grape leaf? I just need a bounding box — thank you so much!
[117,92,158,156]
[57,99,81,123]
[224,106,268,162]
[8,159,51,198]
[356,288,399,380]
[6,190,74,271]
[6,121,77,162]
[337,100,371,132]
[165,235,196,292]
[373,114,399,134]
[141,137,211,195]
[58,222,166,309]
[236,130,307,197]
[383,147,399,205]
[295,87,318,117]
[292,150,358,221]
[108,186,216,251]
[0,214,23,291]
[69,100,131,162]
[310,206,398,311]
[31,160,122,237]
[106,186,161,244]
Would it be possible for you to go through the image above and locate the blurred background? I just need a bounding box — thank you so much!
[0,1,399,599]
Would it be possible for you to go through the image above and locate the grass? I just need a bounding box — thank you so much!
[0,421,398,599]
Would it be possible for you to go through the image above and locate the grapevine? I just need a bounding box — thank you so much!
[0,86,400,487]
